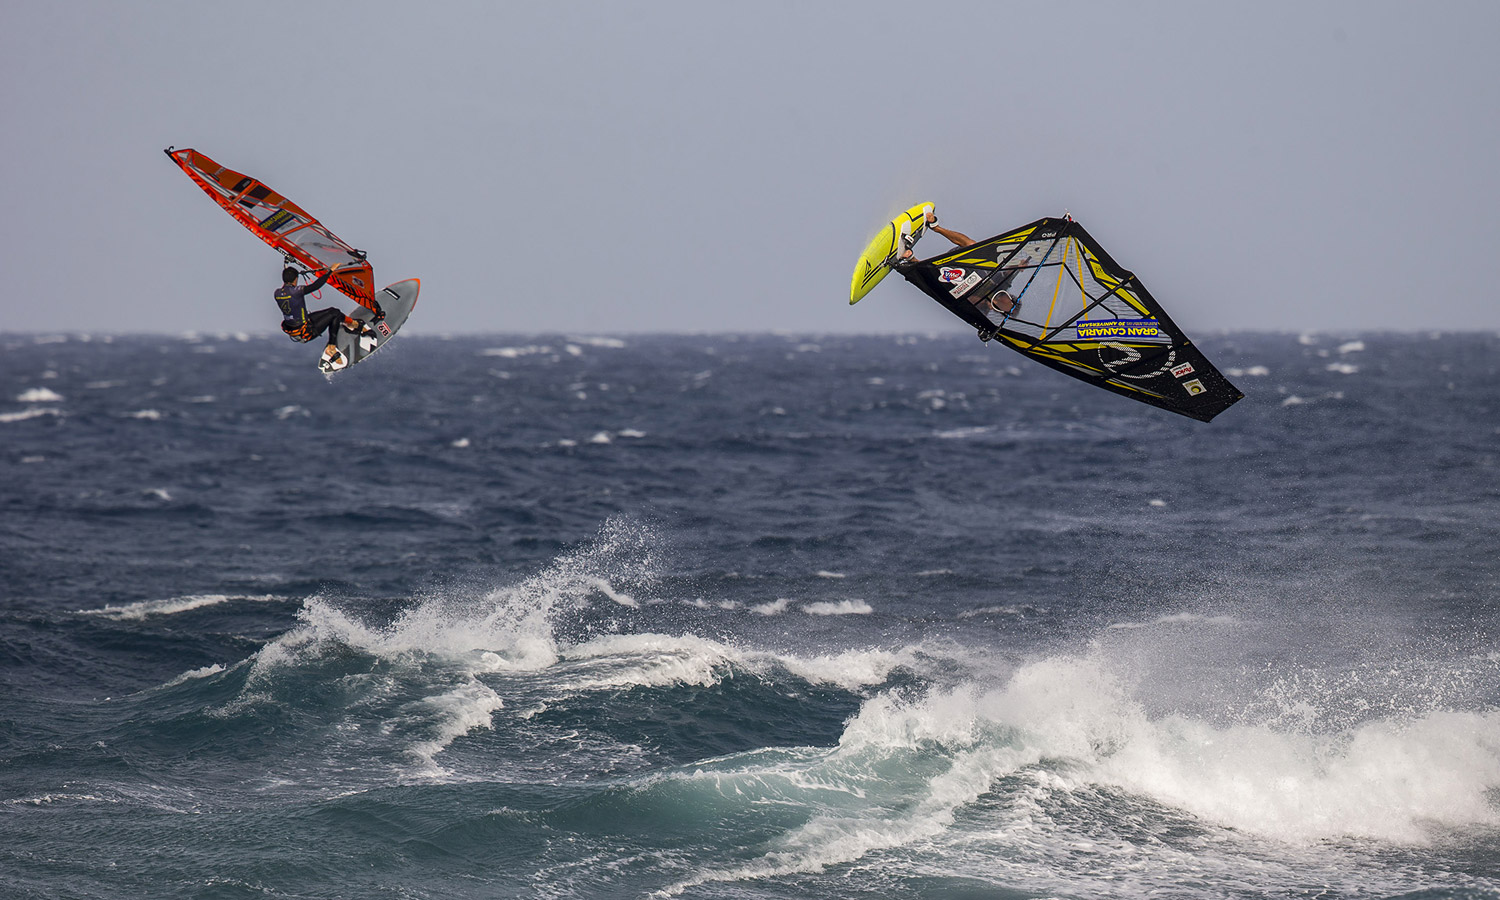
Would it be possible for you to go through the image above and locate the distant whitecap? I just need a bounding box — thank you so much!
[751,598,792,616]
[16,387,62,402]
[803,599,872,616]
[0,408,61,423]
[481,345,552,358]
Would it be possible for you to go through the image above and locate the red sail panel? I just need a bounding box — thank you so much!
[166,148,376,309]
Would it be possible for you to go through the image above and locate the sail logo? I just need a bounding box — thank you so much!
[939,267,966,283]
[259,209,296,233]
[949,271,984,298]
[1076,319,1162,339]
[1171,362,1195,378]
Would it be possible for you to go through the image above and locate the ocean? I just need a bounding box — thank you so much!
[3,330,1499,899]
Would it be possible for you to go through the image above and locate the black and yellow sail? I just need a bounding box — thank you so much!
[896,216,1242,422]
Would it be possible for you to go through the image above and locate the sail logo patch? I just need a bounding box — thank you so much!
[1182,379,1206,396]
[939,267,966,283]
[950,272,984,298]
[1171,362,1196,378]
[259,209,296,233]
[1076,319,1162,339]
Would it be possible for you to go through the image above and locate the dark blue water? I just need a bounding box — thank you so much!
[3,331,1499,899]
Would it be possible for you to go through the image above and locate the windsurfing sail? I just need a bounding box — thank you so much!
[164,147,378,311]
[896,216,1243,422]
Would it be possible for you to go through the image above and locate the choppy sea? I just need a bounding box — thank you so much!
[3,330,1499,899]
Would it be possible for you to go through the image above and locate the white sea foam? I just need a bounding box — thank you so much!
[251,518,660,680]
[775,647,919,691]
[987,653,1500,844]
[406,678,505,770]
[0,408,61,423]
[1225,365,1271,376]
[126,409,164,420]
[935,426,991,439]
[559,633,737,691]
[1326,362,1359,374]
[81,594,279,621]
[1107,611,1241,630]
[1283,392,1345,406]
[558,633,922,696]
[751,598,792,616]
[661,643,1500,896]
[481,345,552,358]
[803,600,872,616]
[162,664,227,688]
[1338,340,1366,354]
[16,387,63,402]
[7,793,119,807]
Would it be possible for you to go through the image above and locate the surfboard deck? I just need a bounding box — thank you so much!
[320,278,420,374]
[849,202,934,304]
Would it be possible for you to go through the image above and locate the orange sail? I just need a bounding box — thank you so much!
[165,147,377,310]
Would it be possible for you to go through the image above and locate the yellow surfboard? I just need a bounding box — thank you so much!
[849,202,934,304]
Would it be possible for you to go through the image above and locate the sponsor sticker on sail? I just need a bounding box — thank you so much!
[1076,319,1163,339]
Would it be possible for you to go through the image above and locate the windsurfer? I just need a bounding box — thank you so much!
[275,266,374,368]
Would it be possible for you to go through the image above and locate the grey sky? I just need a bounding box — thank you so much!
[3,1,1497,335]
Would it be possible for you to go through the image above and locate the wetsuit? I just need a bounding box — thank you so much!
[275,271,345,344]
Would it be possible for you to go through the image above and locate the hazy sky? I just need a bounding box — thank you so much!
[3,1,1497,335]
